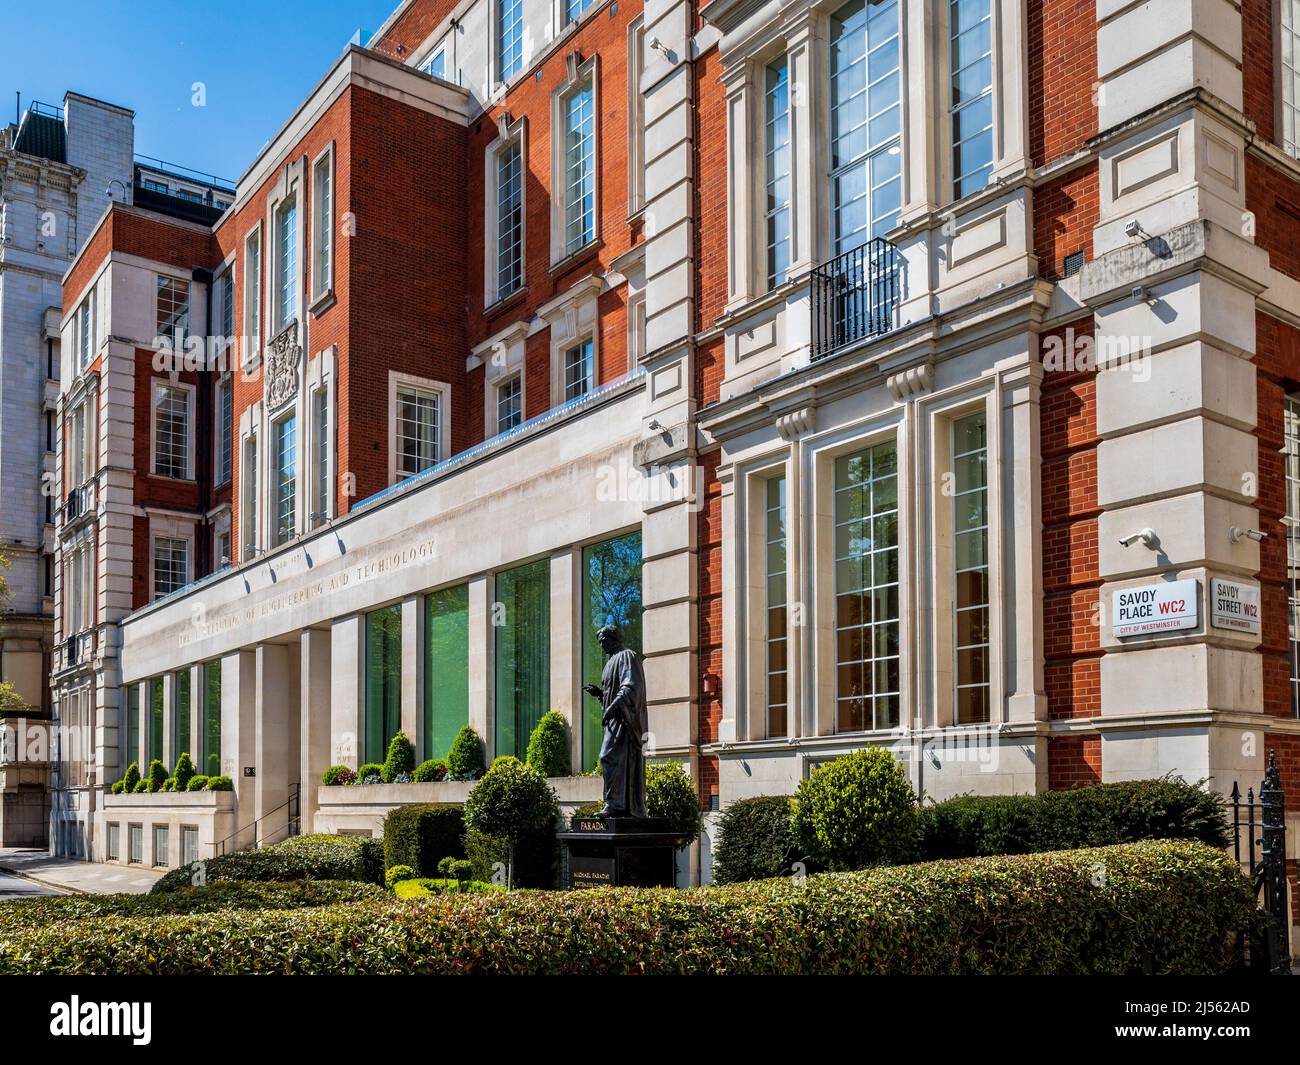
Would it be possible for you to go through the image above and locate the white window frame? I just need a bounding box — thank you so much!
[550,54,600,266]
[271,410,298,547]
[241,430,259,559]
[149,523,194,602]
[496,374,523,434]
[156,274,190,345]
[243,224,263,361]
[1282,0,1300,158]
[561,337,596,403]
[628,16,646,217]
[77,294,93,371]
[215,372,233,485]
[485,117,528,308]
[273,195,299,335]
[494,0,526,86]
[946,0,994,200]
[211,506,232,569]
[310,144,335,305]
[387,371,451,485]
[419,42,448,80]
[150,380,195,481]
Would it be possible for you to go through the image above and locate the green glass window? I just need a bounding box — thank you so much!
[172,669,191,763]
[365,605,403,765]
[765,478,788,737]
[202,660,222,777]
[149,677,164,764]
[126,684,140,768]
[425,584,469,760]
[953,411,990,724]
[494,559,550,761]
[833,441,900,732]
[580,532,643,770]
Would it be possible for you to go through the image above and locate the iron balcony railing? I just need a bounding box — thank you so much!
[809,237,899,360]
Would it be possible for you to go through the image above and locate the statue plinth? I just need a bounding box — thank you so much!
[559,817,681,889]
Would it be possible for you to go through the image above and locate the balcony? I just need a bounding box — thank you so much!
[809,237,899,361]
[61,481,94,532]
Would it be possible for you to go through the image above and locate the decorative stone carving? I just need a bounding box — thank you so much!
[775,405,816,441]
[265,320,301,412]
[887,362,933,403]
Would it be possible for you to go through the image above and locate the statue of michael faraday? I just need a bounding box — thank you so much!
[583,624,648,818]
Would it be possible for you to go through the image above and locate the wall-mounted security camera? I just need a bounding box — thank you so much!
[1117,528,1157,548]
[1229,526,1268,544]
[1124,218,1145,239]
[1132,285,1155,305]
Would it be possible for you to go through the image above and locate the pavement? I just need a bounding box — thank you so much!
[0,848,164,895]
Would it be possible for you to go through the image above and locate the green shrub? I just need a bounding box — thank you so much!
[356,763,384,785]
[321,765,356,786]
[9,842,1251,974]
[206,775,233,792]
[394,877,504,898]
[525,711,570,777]
[151,833,383,894]
[413,758,448,783]
[122,762,141,792]
[646,762,702,845]
[381,730,417,784]
[132,779,148,793]
[110,780,125,795]
[161,778,176,792]
[791,748,916,871]
[0,880,386,937]
[382,804,465,877]
[447,726,486,781]
[147,759,168,793]
[174,752,196,792]
[385,865,417,889]
[915,776,1230,860]
[465,757,559,888]
[713,795,798,884]
[187,775,209,792]
[437,857,474,883]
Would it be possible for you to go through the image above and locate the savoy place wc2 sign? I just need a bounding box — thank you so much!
[1112,578,1199,638]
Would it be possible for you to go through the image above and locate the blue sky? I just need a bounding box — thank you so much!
[3,0,400,182]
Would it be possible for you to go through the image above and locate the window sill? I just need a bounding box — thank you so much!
[485,285,528,317]
[549,239,601,277]
[309,289,335,317]
[148,473,197,485]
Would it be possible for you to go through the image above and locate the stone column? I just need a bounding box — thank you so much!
[160,671,174,771]
[255,642,298,845]
[188,663,202,766]
[400,596,422,752]
[550,548,579,765]
[468,574,492,757]
[300,627,332,832]
[329,615,363,769]
[221,649,257,845]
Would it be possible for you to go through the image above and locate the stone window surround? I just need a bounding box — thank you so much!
[550,51,601,268]
[387,368,452,486]
[718,0,1030,311]
[149,378,196,482]
[147,511,197,603]
[263,157,305,351]
[210,504,233,569]
[242,222,263,363]
[473,318,530,434]
[309,141,336,308]
[725,380,1004,744]
[627,14,646,218]
[483,114,529,309]
[308,348,337,524]
[214,370,234,487]
[538,274,603,407]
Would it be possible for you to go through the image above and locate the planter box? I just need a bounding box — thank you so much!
[96,790,237,868]
[104,790,235,811]
[314,775,605,836]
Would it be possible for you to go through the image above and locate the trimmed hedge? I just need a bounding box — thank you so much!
[151,833,383,894]
[713,795,798,884]
[447,726,486,780]
[525,711,570,777]
[382,731,417,784]
[321,765,356,786]
[645,762,703,844]
[414,758,447,783]
[394,878,504,898]
[792,748,917,870]
[382,803,465,877]
[357,763,384,785]
[916,776,1230,860]
[2,842,1251,974]
[174,752,196,792]
[0,880,385,937]
[207,775,233,792]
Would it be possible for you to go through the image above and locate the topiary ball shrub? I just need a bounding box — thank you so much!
[791,748,917,871]
[132,779,148,793]
[381,731,417,784]
[162,778,176,793]
[447,725,486,781]
[713,795,798,884]
[110,780,125,795]
[525,711,571,778]
[206,775,233,792]
[356,763,384,786]
[321,765,356,787]
[147,759,168,793]
[646,762,703,845]
[122,762,141,792]
[382,803,465,877]
[465,757,559,888]
[413,758,448,783]
[186,775,210,792]
[385,864,416,889]
[174,752,196,792]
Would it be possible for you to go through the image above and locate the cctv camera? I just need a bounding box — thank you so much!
[1117,528,1157,548]
[1229,526,1267,544]
[1124,218,1143,238]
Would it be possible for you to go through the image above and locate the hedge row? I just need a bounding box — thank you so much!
[2,841,1251,974]
[914,777,1230,860]
[151,834,384,894]
[393,878,504,898]
[382,804,466,877]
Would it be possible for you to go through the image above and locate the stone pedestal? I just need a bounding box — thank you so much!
[559,817,680,889]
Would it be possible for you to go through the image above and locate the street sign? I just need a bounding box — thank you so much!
[1112,578,1198,638]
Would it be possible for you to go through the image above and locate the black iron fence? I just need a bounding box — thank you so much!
[809,237,899,360]
[1231,750,1291,974]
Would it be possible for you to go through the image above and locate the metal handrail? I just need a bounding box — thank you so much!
[809,237,899,360]
[214,781,301,856]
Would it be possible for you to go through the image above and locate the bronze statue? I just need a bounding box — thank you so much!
[583,624,647,818]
